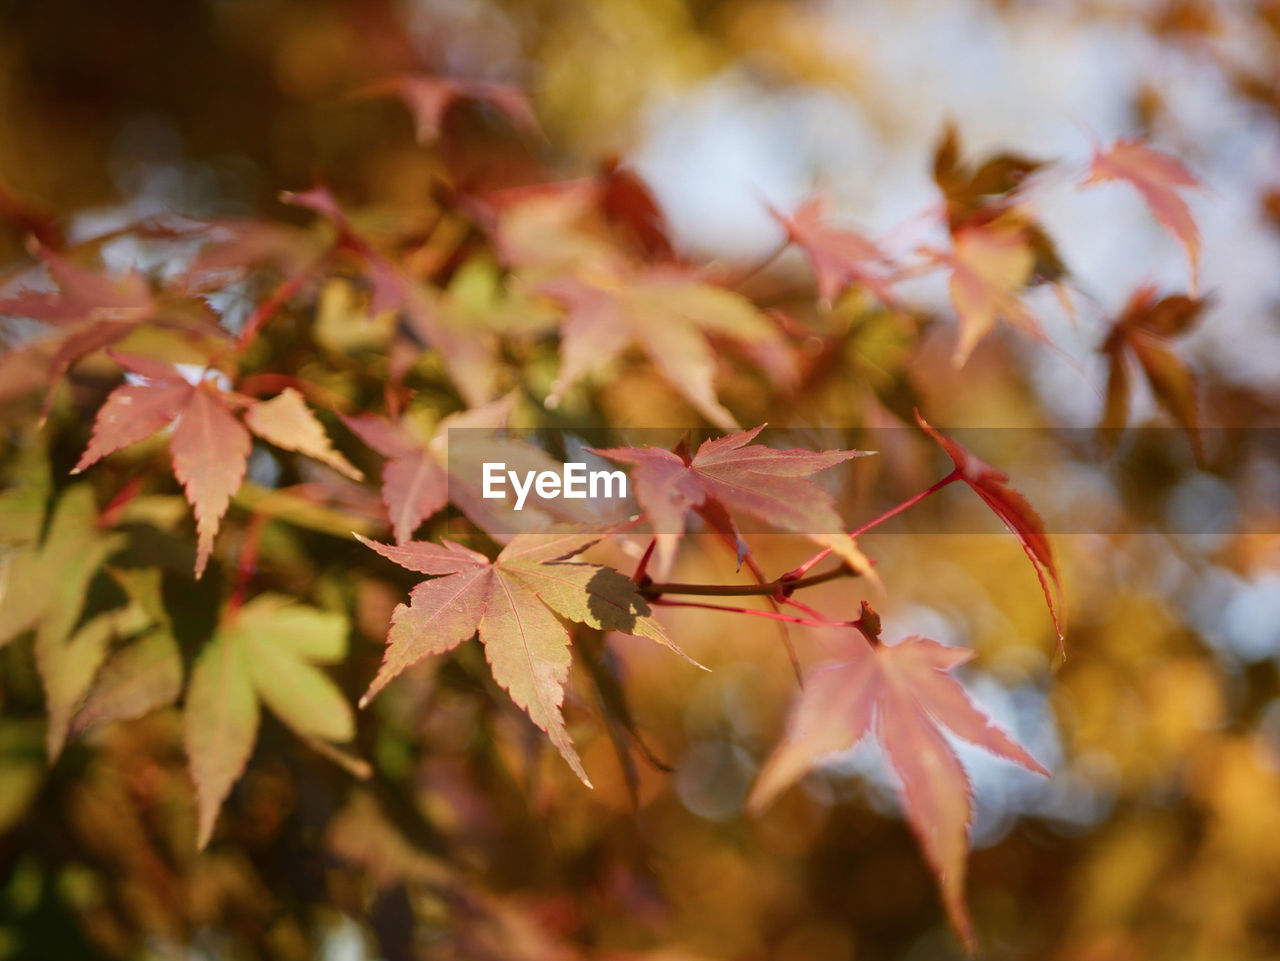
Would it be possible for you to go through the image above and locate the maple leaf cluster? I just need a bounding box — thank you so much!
[0,56,1219,957]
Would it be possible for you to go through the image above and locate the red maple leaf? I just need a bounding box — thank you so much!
[916,413,1065,653]
[592,426,873,578]
[0,243,228,420]
[74,355,360,577]
[73,355,249,579]
[1100,285,1204,461]
[749,616,1048,951]
[774,196,899,306]
[1082,138,1201,288]
[341,395,602,543]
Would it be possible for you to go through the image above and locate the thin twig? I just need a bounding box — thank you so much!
[640,564,854,598]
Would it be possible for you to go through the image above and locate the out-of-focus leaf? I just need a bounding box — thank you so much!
[542,268,790,427]
[1099,285,1204,460]
[244,388,363,480]
[1083,138,1201,284]
[70,628,182,739]
[0,485,122,650]
[38,602,150,760]
[342,395,597,543]
[936,217,1038,365]
[185,595,355,848]
[599,156,675,262]
[933,124,1044,229]
[282,186,503,406]
[775,196,898,305]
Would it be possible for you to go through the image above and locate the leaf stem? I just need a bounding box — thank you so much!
[227,512,268,616]
[723,239,789,288]
[236,266,315,351]
[640,564,853,599]
[847,468,963,539]
[651,597,844,628]
[784,469,963,579]
[632,536,657,585]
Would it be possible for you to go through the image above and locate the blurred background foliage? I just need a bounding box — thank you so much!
[1,0,1280,959]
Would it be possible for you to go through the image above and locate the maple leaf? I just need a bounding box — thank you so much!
[357,528,691,785]
[354,74,540,143]
[916,413,1065,652]
[1082,138,1201,286]
[774,196,898,306]
[486,180,622,278]
[929,216,1041,366]
[749,624,1048,950]
[1100,285,1204,460]
[39,604,151,761]
[73,356,360,577]
[69,568,183,742]
[0,242,152,326]
[341,395,600,543]
[933,124,1045,230]
[244,388,363,480]
[73,355,250,579]
[0,485,122,653]
[929,126,1069,318]
[70,628,182,741]
[592,426,874,578]
[185,594,356,848]
[0,243,228,420]
[282,186,500,406]
[598,156,675,262]
[183,218,324,291]
[541,268,788,428]
[0,485,131,759]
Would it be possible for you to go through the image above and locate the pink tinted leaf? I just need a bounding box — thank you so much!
[1100,287,1204,459]
[776,196,899,305]
[1128,331,1202,462]
[594,427,871,577]
[170,387,252,579]
[72,380,194,473]
[338,412,418,459]
[751,631,1047,950]
[354,533,489,576]
[382,448,449,543]
[916,413,1064,651]
[942,219,1038,365]
[1083,138,1201,284]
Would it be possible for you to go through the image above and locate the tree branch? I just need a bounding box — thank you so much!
[639,563,855,599]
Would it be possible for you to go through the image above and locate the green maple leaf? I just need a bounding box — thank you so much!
[184,594,356,848]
